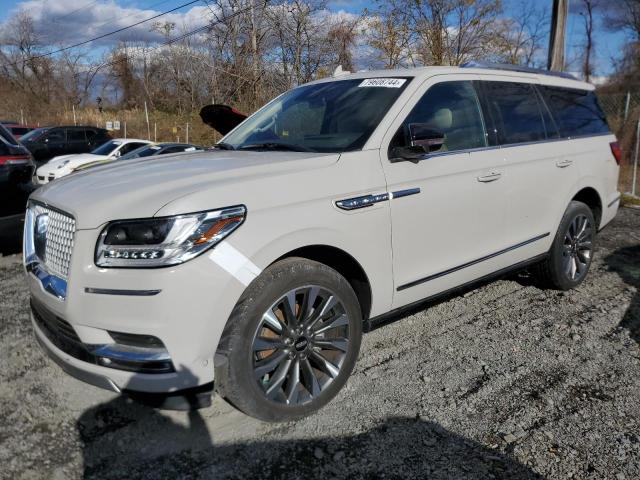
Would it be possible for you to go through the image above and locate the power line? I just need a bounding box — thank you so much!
[95,5,252,73]
[52,0,101,23]
[84,0,176,32]
[2,0,202,68]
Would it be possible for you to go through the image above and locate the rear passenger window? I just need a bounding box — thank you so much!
[67,129,86,141]
[391,81,487,153]
[46,130,65,142]
[539,86,609,137]
[481,82,547,145]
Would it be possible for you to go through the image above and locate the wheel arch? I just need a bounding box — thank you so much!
[272,244,373,321]
[571,186,603,228]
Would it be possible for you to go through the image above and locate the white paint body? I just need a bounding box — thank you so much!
[26,67,620,393]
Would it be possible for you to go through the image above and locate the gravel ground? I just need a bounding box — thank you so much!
[1,207,640,480]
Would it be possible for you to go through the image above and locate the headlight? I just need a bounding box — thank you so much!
[95,206,246,267]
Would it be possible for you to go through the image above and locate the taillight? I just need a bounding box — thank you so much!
[610,141,622,165]
[0,155,30,165]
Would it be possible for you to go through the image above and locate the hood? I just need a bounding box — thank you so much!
[38,154,108,174]
[31,150,339,229]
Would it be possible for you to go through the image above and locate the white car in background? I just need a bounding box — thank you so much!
[35,138,151,184]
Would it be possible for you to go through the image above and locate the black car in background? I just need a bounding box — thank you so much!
[0,123,35,247]
[20,126,111,165]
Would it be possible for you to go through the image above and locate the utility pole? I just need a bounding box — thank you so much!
[548,0,569,71]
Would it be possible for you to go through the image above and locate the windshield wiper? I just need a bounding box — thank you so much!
[213,142,235,150]
[238,142,315,152]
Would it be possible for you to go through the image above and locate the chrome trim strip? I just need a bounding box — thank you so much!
[25,262,68,300]
[89,344,172,363]
[84,287,161,296]
[397,232,550,291]
[608,195,621,208]
[336,193,389,210]
[392,188,421,199]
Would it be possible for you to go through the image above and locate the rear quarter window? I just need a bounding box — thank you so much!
[539,86,610,137]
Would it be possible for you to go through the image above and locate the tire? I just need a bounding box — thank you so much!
[534,200,596,290]
[215,257,363,422]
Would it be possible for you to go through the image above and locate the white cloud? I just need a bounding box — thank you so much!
[3,0,214,47]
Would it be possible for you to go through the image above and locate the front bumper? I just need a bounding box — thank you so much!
[26,224,251,395]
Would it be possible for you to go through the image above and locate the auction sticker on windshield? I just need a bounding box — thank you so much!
[358,78,407,88]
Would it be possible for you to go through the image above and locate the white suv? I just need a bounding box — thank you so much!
[24,64,620,421]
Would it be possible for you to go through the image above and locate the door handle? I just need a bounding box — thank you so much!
[477,172,502,183]
[556,159,573,168]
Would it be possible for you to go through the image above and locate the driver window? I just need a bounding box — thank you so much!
[390,81,486,153]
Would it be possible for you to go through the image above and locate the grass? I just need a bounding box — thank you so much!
[621,193,640,207]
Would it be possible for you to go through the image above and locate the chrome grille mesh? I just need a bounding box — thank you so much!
[32,204,76,279]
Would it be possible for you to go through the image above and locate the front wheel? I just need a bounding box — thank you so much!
[534,200,596,290]
[215,257,362,422]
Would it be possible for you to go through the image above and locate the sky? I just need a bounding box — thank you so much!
[0,0,631,78]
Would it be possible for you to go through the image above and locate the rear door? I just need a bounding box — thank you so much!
[44,128,67,159]
[477,79,566,262]
[66,128,89,154]
[380,76,508,308]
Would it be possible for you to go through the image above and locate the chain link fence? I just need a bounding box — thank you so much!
[599,92,640,195]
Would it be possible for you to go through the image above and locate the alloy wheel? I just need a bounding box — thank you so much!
[562,214,593,281]
[251,286,351,406]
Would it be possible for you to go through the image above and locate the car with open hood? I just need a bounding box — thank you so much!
[35,138,152,184]
[24,63,620,421]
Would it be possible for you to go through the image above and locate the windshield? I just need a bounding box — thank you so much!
[20,127,48,142]
[223,77,411,153]
[91,140,122,155]
[120,144,162,160]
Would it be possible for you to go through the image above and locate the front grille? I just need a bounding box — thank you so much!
[32,204,76,279]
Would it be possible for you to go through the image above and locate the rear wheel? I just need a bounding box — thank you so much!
[215,258,362,422]
[534,200,595,290]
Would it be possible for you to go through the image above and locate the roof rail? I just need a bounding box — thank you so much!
[460,61,577,80]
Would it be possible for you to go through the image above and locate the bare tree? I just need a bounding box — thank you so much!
[494,1,548,66]
[580,0,596,82]
[366,1,414,68]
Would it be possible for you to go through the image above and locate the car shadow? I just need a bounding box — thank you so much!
[605,245,640,344]
[76,370,541,479]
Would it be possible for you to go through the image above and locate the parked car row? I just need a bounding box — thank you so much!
[0,124,35,235]
[0,119,205,245]
[0,121,37,140]
[20,126,112,165]
[36,141,204,183]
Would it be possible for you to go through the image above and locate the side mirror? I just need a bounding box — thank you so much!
[389,124,446,163]
[43,137,49,143]
[389,145,428,163]
[114,150,121,158]
[408,123,445,151]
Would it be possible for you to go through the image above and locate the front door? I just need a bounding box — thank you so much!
[380,77,508,308]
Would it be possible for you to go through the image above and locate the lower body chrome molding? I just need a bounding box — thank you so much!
[397,232,550,291]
